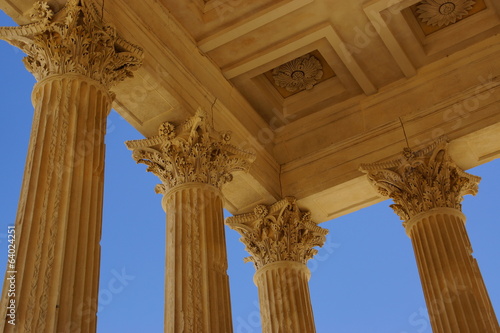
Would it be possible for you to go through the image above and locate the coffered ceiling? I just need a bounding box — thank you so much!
[1,0,500,221]
[163,0,500,122]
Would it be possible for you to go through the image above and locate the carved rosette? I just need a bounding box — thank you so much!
[125,109,256,193]
[0,0,143,88]
[360,138,481,221]
[225,197,328,270]
[416,0,476,27]
[272,54,323,92]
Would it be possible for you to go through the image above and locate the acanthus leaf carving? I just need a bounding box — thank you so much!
[125,108,256,192]
[272,53,323,92]
[360,138,481,221]
[226,197,328,270]
[416,0,476,27]
[0,0,143,88]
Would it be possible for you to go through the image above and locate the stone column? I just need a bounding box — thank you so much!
[226,198,328,333]
[360,139,499,333]
[0,1,142,332]
[125,110,255,333]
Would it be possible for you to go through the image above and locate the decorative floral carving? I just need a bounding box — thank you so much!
[253,204,269,218]
[28,1,54,23]
[225,197,328,270]
[272,54,323,92]
[360,138,481,221]
[0,0,143,88]
[125,108,256,193]
[416,0,476,27]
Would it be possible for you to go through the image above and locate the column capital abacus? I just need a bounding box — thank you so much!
[0,0,143,89]
[225,197,328,270]
[125,108,256,193]
[360,138,481,221]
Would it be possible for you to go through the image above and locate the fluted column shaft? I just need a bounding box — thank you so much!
[407,208,498,332]
[126,110,255,333]
[254,261,315,333]
[226,198,328,333]
[360,139,499,333]
[162,183,232,333]
[0,75,111,332]
[0,1,142,332]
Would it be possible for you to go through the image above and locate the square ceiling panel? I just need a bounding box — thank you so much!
[263,50,336,98]
[222,23,376,123]
[364,0,500,76]
[408,0,487,36]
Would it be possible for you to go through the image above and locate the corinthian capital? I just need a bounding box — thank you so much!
[360,138,481,220]
[0,0,143,87]
[225,197,328,270]
[125,109,256,193]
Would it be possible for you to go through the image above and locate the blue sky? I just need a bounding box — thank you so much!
[0,10,498,333]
